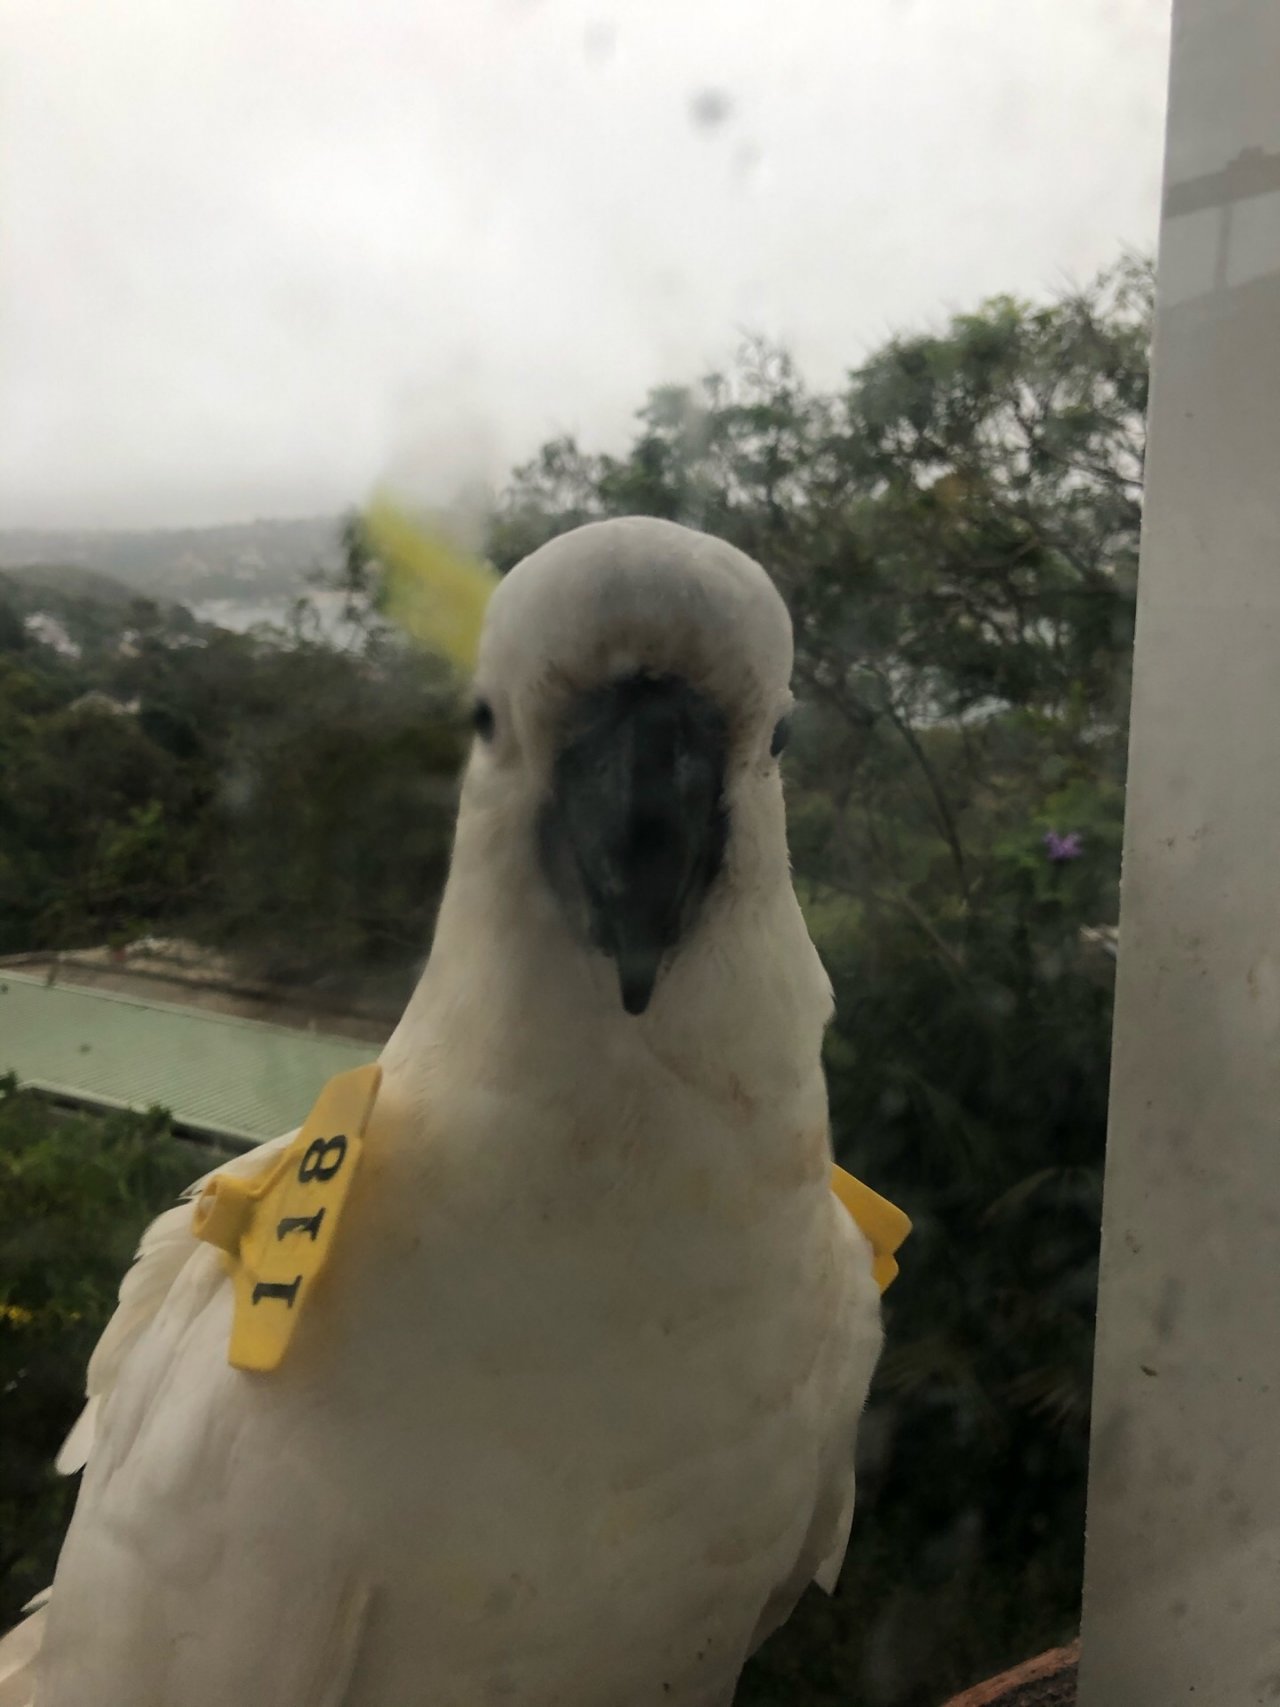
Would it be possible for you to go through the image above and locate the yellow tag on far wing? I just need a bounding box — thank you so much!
[831,1165,911,1293]
[193,1064,383,1373]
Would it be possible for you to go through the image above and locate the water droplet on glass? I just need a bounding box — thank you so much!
[732,141,765,190]
[583,19,616,64]
[689,88,733,132]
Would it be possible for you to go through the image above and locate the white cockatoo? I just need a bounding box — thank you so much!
[0,516,907,1707]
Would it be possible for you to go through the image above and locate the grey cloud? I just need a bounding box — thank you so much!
[0,0,1170,529]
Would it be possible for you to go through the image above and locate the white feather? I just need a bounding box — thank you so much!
[0,1607,44,1707]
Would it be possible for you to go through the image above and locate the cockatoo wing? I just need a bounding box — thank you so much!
[0,1603,45,1707]
[55,1127,298,1474]
[0,1126,324,1707]
[750,1201,884,1653]
[32,1113,376,1707]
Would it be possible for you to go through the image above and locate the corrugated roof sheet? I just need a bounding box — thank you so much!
[0,970,376,1149]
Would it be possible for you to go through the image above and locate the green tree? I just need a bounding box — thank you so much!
[193,636,464,987]
[0,605,466,1003]
[0,599,27,654]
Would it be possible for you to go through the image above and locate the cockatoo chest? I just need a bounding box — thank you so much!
[264,1071,859,1705]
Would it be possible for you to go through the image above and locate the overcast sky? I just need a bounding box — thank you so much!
[1,0,1171,530]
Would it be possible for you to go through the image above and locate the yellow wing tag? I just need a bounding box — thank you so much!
[193,1064,383,1372]
[831,1165,911,1293]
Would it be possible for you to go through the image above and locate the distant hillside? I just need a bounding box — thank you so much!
[0,517,345,604]
[0,562,174,610]
[0,562,203,659]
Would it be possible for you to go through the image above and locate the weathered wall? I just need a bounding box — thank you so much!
[1079,3,1280,1702]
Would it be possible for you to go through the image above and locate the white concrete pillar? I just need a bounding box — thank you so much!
[1078,2,1280,1702]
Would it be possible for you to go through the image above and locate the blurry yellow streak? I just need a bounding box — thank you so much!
[362,493,499,673]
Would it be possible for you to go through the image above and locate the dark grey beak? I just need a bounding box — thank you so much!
[539,673,729,1015]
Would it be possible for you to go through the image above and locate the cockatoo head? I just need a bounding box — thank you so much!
[456,517,798,1020]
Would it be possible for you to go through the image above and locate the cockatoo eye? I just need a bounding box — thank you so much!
[770,715,792,758]
[472,699,496,742]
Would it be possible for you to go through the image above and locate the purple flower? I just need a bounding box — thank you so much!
[1043,830,1084,863]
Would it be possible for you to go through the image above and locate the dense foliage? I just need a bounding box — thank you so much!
[0,587,464,1006]
[0,257,1150,1701]
[0,1081,229,1627]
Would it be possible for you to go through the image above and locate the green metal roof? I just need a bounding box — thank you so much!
[0,970,377,1150]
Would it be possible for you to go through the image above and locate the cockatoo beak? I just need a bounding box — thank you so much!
[539,672,729,1015]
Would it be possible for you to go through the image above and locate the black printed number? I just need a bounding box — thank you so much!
[276,1210,325,1242]
[252,1277,302,1309]
[250,1135,346,1311]
[297,1134,347,1183]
